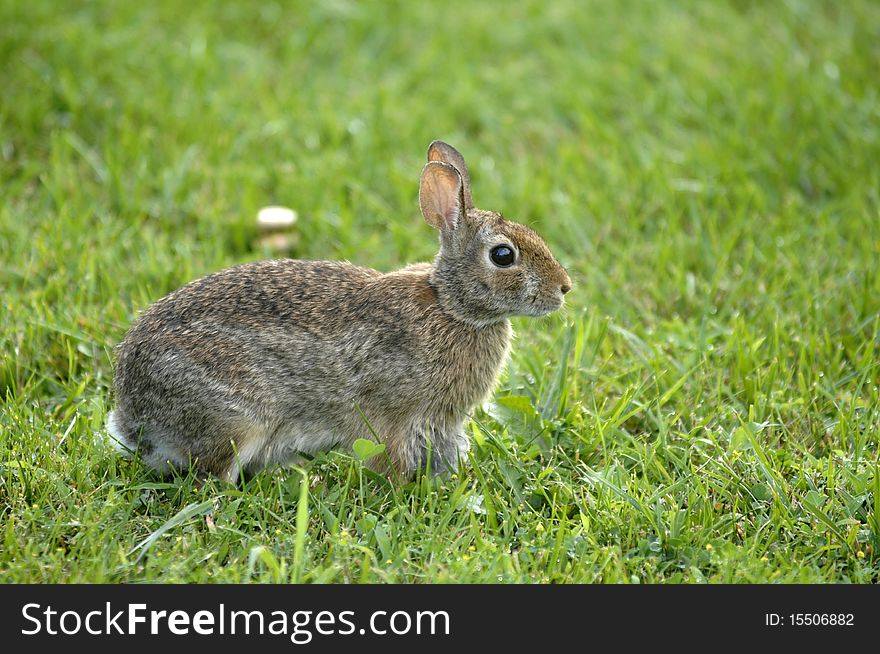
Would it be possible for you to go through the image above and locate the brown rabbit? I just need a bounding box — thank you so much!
[107,141,571,482]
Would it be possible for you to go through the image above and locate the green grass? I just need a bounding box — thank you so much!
[1,0,879,583]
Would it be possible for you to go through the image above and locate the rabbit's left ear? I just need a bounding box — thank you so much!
[419,161,465,232]
[427,140,473,210]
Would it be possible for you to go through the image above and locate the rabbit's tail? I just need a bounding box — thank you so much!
[105,409,186,476]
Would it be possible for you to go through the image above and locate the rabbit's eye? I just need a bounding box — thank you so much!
[490,245,515,267]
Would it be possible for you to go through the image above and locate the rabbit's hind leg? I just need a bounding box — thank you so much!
[220,421,282,484]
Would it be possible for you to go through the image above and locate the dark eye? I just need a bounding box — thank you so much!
[490,245,515,267]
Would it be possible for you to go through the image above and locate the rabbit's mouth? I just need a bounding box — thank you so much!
[522,291,565,316]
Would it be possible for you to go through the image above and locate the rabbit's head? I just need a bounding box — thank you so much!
[419,141,572,326]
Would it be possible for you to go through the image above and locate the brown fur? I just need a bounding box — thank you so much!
[107,141,571,482]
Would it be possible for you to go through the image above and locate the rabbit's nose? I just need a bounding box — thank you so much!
[559,273,572,295]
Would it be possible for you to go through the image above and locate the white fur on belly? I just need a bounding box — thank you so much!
[224,422,342,482]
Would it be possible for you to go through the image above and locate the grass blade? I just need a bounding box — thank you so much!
[130,500,214,563]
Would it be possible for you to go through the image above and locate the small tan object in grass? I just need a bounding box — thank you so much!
[257,206,297,230]
[256,205,298,252]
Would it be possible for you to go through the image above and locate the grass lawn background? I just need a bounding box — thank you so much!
[1,0,879,582]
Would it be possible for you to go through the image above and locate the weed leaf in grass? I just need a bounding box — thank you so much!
[486,395,542,436]
[352,438,386,461]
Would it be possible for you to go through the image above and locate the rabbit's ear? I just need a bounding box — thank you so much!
[419,161,465,232]
[427,140,474,210]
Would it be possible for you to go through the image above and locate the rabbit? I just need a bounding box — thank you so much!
[107,140,572,483]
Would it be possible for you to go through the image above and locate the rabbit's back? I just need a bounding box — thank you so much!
[115,259,381,413]
[132,259,381,332]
